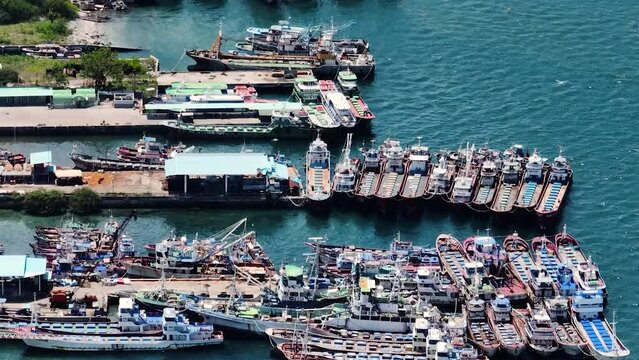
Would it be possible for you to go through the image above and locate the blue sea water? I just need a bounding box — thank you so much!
[1,0,639,358]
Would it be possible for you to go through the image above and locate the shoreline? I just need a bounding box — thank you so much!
[65,12,113,46]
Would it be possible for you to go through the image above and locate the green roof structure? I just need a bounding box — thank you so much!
[0,87,52,98]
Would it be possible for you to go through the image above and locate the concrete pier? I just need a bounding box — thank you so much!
[155,70,297,90]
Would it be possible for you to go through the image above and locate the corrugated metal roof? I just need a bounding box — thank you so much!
[0,255,47,278]
[145,101,302,112]
[165,152,289,179]
[30,151,52,165]
[0,87,52,98]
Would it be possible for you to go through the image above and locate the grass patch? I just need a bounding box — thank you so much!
[0,19,70,44]
[0,54,77,85]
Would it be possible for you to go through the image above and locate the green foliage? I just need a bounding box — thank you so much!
[35,18,70,41]
[0,68,19,85]
[23,189,68,216]
[69,188,100,214]
[0,0,77,25]
[0,55,76,85]
[81,48,123,87]
[10,192,25,209]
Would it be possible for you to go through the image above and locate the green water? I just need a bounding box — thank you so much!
[2,0,639,358]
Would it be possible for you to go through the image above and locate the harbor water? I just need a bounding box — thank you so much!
[1,0,639,358]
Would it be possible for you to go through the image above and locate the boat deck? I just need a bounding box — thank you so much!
[473,185,495,205]
[492,184,519,212]
[439,250,467,288]
[155,71,297,90]
[307,168,330,196]
[358,172,379,197]
[507,251,534,283]
[376,173,404,198]
[534,248,560,281]
[539,182,568,212]
[400,174,428,198]
[495,323,523,348]
[518,181,543,208]
[470,321,498,347]
[557,244,587,268]
[556,322,583,347]
[580,319,614,353]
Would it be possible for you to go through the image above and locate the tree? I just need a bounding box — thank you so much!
[81,47,123,88]
[43,0,77,21]
[45,63,68,86]
[23,189,67,216]
[0,68,19,85]
[69,188,100,214]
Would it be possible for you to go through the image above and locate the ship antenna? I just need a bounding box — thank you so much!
[612,310,618,353]
[562,224,567,238]
[416,136,422,147]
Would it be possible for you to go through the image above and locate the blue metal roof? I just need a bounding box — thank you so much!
[0,255,47,278]
[165,152,289,179]
[30,151,52,165]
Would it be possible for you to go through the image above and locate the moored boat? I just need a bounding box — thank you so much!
[490,152,522,215]
[554,226,607,300]
[319,80,357,128]
[514,149,547,212]
[513,304,559,356]
[305,134,332,211]
[465,297,500,357]
[374,139,406,213]
[535,150,573,220]
[571,290,629,360]
[331,134,360,205]
[471,159,499,210]
[354,141,382,205]
[544,296,587,356]
[486,295,525,357]
[336,69,359,96]
[449,144,478,208]
[293,75,321,103]
[423,153,456,202]
[399,137,431,212]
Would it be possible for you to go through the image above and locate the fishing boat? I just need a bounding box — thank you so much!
[186,31,376,80]
[293,75,321,103]
[305,134,332,210]
[423,153,456,201]
[465,297,500,357]
[374,140,406,212]
[303,103,341,129]
[354,141,382,205]
[555,226,607,300]
[531,236,561,282]
[535,150,573,220]
[115,136,188,164]
[415,266,460,307]
[571,290,629,360]
[463,235,527,302]
[513,304,559,356]
[319,80,358,128]
[399,138,431,212]
[544,296,587,356]
[490,153,522,215]
[486,295,525,357]
[503,233,549,301]
[471,159,499,210]
[22,44,82,59]
[20,307,223,351]
[336,69,359,96]
[514,150,547,211]
[450,144,478,208]
[331,134,360,205]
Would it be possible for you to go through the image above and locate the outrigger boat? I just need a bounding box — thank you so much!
[490,153,522,215]
[555,226,607,300]
[571,290,629,360]
[536,150,573,220]
[374,140,406,212]
[514,149,547,211]
[331,134,360,204]
[399,137,431,209]
[486,295,525,357]
[354,141,382,205]
[305,134,332,210]
[465,297,500,357]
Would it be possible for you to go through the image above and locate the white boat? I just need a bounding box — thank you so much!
[514,149,547,210]
[544,296,587,356]
[513,305,558,357]
[572,290,629,360]
[21,305,223,351]
[332,134,359,198]
[320,80,357,128]
[293,75,321,103]
[305,134,332,206]
[486,295,525,357]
